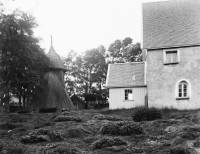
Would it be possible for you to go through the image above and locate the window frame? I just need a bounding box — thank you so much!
[178,81,188,98]
[175,79,191,100]
[163,49,180,65]
[124,89,133,101]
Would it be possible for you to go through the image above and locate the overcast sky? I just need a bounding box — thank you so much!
[2,0,167,56]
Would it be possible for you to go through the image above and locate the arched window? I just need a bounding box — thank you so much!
[175,79,191,99]
[178,81,188,98]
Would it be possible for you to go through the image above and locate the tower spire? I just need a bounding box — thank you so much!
[51,35,53,45]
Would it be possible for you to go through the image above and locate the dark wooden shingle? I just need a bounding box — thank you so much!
[47,45,66,70]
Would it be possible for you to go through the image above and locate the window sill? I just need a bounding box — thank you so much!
[176,97,189,100]
[164,62,179,65]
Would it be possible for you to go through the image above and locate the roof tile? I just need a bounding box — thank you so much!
[106,62,145,88]
[143,0,200,49]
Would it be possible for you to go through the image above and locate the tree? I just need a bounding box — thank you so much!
[107,37,142,63]
[83,46,107,92]
[82,45,108,103]
[0,10,49,108]
[64,50,85,96]
[64,45,108,105]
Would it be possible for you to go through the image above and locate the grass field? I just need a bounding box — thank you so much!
[0,108,200,154]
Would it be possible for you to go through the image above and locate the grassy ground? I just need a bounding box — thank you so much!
[0,108,200,154]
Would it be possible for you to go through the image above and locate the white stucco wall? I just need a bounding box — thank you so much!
[147,46,200,109]
[109,87,147,110]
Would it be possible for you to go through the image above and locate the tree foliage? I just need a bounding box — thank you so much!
[64,46,108,103]
[83,46,107,92]
[64,50,85,96]
[107,37,142,63]
[0,10,49,107]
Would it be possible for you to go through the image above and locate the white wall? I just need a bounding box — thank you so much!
[109,87,147,110]
[147,46,200,110]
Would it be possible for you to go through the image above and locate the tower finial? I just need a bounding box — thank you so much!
[51,35,53,45]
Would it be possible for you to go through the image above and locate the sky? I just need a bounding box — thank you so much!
[2,0,167,56]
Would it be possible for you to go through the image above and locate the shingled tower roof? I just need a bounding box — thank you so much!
[47,36,66,70]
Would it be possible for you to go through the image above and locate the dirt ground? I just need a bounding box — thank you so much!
[1,108,200,154]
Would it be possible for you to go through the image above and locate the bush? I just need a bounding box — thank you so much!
[132,107,162,122]
[100,123,121,135]
[39,107,57,113]
[54,115,83,122]
[120,123,144,135]
[93,114,122,121]
[92,137,127,149]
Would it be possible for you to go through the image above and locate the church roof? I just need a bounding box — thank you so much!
[105,62,146,88]
[143,0,200,49]
[47,42,66,70]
